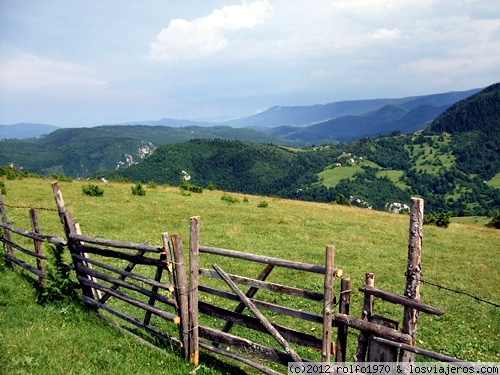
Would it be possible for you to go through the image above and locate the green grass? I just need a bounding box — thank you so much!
[1,177,499,372]
[375,170,409,190]
[451,216,491,226]
[0,265,227,375]
[487,172,500,189]
[318,166,362,187]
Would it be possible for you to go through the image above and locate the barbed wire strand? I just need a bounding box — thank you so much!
[420,278,499,308]
[2,204,58,212]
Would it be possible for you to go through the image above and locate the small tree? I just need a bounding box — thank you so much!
[38,243,77,304]
[0,181,6,195]
[334,194,351,206]
[131,182,146,196]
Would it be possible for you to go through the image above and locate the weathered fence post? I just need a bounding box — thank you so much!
[335,276,351,362]
[51,182,95,300]
[189,216,200,365]
[0,192,14,264]
[400,197,424,362]
[322,245,335,362]
[171,233,190,360]
[29,208,45,285]
[354,272,375,362]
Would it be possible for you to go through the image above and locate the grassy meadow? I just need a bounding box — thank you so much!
[0,178,499,373]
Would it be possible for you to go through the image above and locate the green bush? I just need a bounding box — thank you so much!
[38,243,77,304]
[486,212,500,229]
[257,200,269,208]
[180,180,203,193]
[207,181,216,191]
[334,194,351,206]
[424,212,451,228]
[131,182,146,196]
[147,181,158,189]
[0,181,6,195]
[82,183,104,197]
[221,193,239,204]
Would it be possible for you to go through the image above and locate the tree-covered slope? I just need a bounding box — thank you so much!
[425,82,500,179]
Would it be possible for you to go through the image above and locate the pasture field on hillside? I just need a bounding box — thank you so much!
[0,178,498,373]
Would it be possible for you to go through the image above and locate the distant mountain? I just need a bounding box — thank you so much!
[223,89,481,129]
[0,123,60,139]
[265,103,451,143]
[118,118,215,127]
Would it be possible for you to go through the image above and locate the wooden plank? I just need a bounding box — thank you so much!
[368,316,398,361]
[0,237,47,259]
[200,268,323,301]
[52,182,95,301]
[217,264,275,340]
[322,245,335,362]
[199,285,323,323]
[75,263,176,307]
[189,216,200,365]
[199,326,311,366]
[94,249,147,304]
[30,208,46,285]
[199,341,282,375]
[143,252,168,326]
[359,285,444,315]
[171,233,190,360]
[77,276,180,324]
[75,244,165,267]
[199,301,322,350]
[200,245,342,276]
[400,197,424,362]
[335,276,351,362]
[82,295,180,346]
[69,233,161,252]
[72,253,174,293]
[372,337,488,372]
[354,272,375,362]
[335,313,412,344]
[212,263,302,363]
[0,222,65,245]
[4,252,45,278]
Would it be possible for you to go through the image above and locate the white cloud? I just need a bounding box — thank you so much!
[150,0,273,61]
[0,53,106,91]
[371,28,401,39]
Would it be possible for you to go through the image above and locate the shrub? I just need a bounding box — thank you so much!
[221,193,239,204]
[207,181,216,191]
[0,181,6,195]
[82,183,104,197]
[38,243,77,304]
[334,194,351,206]
[257,200,269,208]
[147,181,158,189]
[486,212,500,229]
[180,180,203,193]
[243,196,249,203]
[424,212,451,228]
[131,182,146,196]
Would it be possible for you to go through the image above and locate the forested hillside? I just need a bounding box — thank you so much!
[97,84,500,216]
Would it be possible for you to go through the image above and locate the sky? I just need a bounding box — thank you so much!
[0,0,499,127]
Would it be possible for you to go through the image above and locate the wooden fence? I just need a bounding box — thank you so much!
[0,183,485,374]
